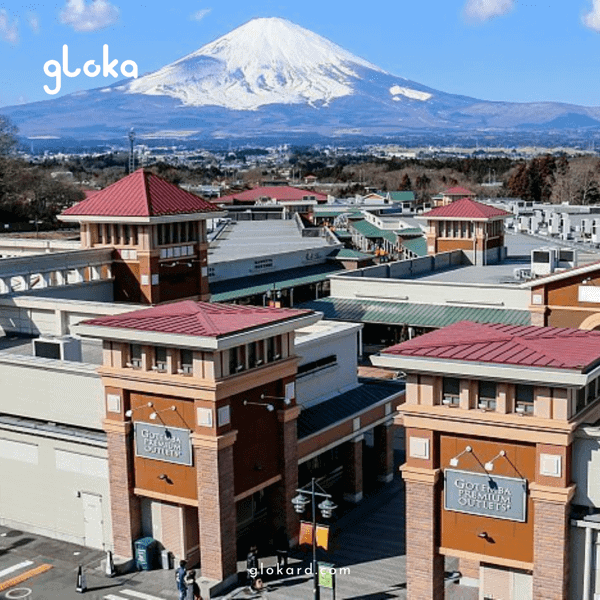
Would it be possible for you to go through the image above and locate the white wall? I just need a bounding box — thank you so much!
[330,274,530,309]
[0,354,104,430]
[0,295,133,336]
[295,321,361,407]
[0,425,111,549]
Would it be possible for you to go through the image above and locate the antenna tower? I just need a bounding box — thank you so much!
[128,128,136,174]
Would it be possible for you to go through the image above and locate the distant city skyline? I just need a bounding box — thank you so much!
[1,0,600,109]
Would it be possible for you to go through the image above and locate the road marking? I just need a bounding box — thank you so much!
[0,564,53,592]
[5,588,32,599]
[103,595,125,600]
[0,562,33,579]
[121,590,168,600]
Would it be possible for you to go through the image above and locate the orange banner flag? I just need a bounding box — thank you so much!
[316,525,329,551]
[299,521,313,545]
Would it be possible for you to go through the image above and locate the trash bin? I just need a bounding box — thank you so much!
[160,549,172,570]
[134,537,157,571]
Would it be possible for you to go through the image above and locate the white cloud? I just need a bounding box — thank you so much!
[59,0,120,32]
[0,10,18,44]
[26,13,40,34]
[190,8,211,22]
[583,0,600,32]
[464,0,514,23]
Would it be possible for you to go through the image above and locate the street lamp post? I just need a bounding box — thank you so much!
[291,477,337,600]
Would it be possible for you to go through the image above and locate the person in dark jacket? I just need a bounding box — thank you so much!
[184,569,201,600]
[175,560,187,600]
[274,527,289,569]
[246,545,258,589]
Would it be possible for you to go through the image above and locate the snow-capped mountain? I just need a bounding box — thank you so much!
[4,17,600,141]
[125,18,387,110]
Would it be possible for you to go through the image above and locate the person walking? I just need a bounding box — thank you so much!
[184,569,202,600]
[274,527,289,569]
[175,560,187,600]
[246,545,259,590]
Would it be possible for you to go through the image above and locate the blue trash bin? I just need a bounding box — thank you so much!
[134,537,157,571]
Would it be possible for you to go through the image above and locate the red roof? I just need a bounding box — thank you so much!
[81,300,313,338]
[383,321,600,371]
[423,198,510,220]
[218,186,327,204]
[62,169,218,218]
[443,186,475,196]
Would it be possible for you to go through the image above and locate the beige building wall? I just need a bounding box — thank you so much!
[0,427,111,549]
[0,355,104,430]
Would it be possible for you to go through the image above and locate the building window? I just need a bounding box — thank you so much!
[154,346,167,372]
[515,384,534,415]
[478,381,497,411]
[266,336,282,362]
[129,344,142,369]
[586,379,598,405]
[179,349,193,375]
[576,386,586,414]
[297,355,337,377]
[229,346,245,374]
[442,377,460,406]
[248,341,264,368]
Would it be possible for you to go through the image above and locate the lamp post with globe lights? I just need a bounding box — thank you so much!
[291,477,337,600]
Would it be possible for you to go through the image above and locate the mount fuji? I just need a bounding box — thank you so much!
[5,17,600,142]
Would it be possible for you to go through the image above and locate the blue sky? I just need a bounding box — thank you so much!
[1,0,600,108]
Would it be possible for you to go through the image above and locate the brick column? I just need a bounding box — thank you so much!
[193,431,238,584]
[531,484,575,600]
[374,422,394,483]
[402,466,444,600]
[104,419,141,559]
[275,406,300,543]
[343,436,364,503]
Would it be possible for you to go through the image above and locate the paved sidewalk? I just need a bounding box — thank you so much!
[220,475,478,600]
[0,469,478,600]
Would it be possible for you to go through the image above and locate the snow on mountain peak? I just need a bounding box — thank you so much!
[126,17,388,110]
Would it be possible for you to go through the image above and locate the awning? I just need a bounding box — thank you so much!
[298,297,532,329]
[210,264,343,302]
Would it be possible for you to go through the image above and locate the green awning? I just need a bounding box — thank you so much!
[401,237,428,257]
[210,265,343,302]
[298,297,531,329]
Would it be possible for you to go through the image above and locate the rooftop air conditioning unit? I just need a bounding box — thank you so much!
[558,248,577,269]
[32,336,82,362]
[531,247,558,277]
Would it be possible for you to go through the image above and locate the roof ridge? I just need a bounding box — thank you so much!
[141,170,152,216]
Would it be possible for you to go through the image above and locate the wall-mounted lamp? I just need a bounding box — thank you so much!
[450,446,472,467]
[149,406,177,420]
[485,450,506,472]
[477,532,489,540]
[158,474,172,484]
[125,402,153,418]
[261,392,292,406]
[243,399,275,412]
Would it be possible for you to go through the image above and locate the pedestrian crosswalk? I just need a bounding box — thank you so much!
[104,589,169,600]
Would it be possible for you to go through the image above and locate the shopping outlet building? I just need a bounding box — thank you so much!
[373,320,600,600]
[0,170,403,595]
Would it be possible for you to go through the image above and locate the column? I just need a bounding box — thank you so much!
[402,466,444,600]
[343,436,363,503]
[104,420,141,558]
[374,422,394,483]
[274,406,301,543]
[193,431,237,584]
[531,484,575,600]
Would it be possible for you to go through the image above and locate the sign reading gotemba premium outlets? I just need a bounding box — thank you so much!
[444,469,527,522]
[134,422,193,466]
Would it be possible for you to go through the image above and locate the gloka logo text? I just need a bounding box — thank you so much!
[43,45,138,95]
